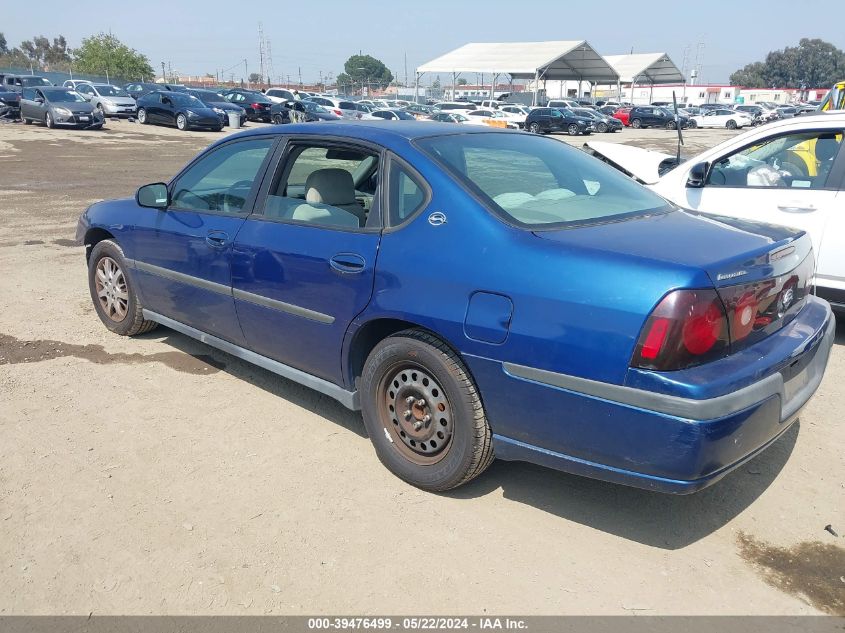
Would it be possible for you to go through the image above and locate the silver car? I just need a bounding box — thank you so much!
[74,83,137,118]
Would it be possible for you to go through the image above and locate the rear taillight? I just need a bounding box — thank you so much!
[251,103,264,109]
[631,289,729,371]
[332,109,343,116]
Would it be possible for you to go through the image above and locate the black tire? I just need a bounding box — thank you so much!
[726,119,737,129]
[272,114,284,125]
[631,118,642,129]
[666,121,676,129]
[360,329,494,492]
[529,121,541,134]
[597,122,608,133]
[212,126,222,132]
[688,119,697,129]
[97,104,106,119]
[567,123,580,136]
[176,113,188,131]
[45,111,54,129]
[22,117,31,125]
[88,240,157,337]
[138,108,148,124]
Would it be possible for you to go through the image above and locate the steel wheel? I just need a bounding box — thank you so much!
[378,364,453,465]
[138,108,147,124]
[176,113,187,130]
[94,256,129,322]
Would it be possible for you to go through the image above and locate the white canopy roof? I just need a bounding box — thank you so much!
[417,41,619,82]
[603,53,684,84]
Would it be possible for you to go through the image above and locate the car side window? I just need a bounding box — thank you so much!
[170,138,274,214]
[388,160,427,227]
[708,131,843,189]
[77,84,93,95]
[260,144,380,229]
[22,87,35,100]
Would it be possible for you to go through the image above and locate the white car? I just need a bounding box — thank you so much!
[585,113,845,309]
[427,112,472,124]
[264,88,299,104]
[433,101,477,114]
[689,108,754,129]
[62,80,93,90]
[464,109,520,129]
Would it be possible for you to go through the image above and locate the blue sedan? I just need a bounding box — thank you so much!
[76,122,835,493]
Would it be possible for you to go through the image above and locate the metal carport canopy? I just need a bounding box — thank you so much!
[603,53,684,84]
[417,41,619,82]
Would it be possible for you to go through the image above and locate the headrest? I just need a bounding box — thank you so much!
[305,168,356,206]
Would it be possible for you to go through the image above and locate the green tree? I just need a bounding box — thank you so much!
[340,54,393,90]
[457,78,468,85]
[73,33,154,81]
[248,72,261,84]
[0,33,8,56]
[18,35,71,69]
[730,39,844,88]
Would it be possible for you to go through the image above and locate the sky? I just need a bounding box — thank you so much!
[3,0,845,85]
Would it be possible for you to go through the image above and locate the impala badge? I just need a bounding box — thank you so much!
[428,212,447,226]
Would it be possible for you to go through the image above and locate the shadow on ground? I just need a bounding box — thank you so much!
[144,322,821,551]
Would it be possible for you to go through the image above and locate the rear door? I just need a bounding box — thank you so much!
[231,138,383,384]
[130,136,277,344]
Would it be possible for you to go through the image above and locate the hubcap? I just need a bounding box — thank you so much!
[95,256,129,322]
[380,365,453,465]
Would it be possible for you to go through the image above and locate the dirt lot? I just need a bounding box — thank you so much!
[0,119,843,616]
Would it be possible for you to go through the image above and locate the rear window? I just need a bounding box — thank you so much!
[416,133,671,228]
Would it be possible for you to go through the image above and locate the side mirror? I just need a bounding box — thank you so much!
[34,97,44,104]
[686,162,709,188]
[136,183,169,209]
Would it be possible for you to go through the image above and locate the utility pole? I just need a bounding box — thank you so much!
[161,61,166,83]
[404,52,408,87]
[298,66,302,88]
[258,22,265,87]
[244,59,248,87]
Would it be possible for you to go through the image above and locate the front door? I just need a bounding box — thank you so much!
[683,127,845,290]
[130,136,276,344]
[232,139,382,384]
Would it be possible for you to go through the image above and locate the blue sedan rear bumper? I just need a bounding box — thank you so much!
[468,297,835,494]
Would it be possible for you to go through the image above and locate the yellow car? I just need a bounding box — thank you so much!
[819,82,845,112]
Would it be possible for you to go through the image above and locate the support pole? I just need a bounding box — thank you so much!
[533,70,539,106]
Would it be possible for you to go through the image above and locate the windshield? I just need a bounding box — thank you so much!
[22,77,53,87]
[416,133,671,228]
[170,93,203,107]
[93,85,127,97]
[43,89,87,103]
[191,90,224,102]
[394,110,416,120]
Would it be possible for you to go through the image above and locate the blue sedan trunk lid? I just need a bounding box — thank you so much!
[532,208,811,288]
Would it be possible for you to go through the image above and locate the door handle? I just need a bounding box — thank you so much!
[205,230,229,248]
[777,203,817,213]
[329,253,366,274]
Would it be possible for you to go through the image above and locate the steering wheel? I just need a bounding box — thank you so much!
[222,180,254,213]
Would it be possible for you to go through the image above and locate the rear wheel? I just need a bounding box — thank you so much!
[726,119,737,129]
[87,240,157,336]
[272,113,284,125]
[137,108,148,124]
[22,117,31,125]
[176,113,188,131]
[631,118,642,129]
[567,123,580,136]
[360,329,494,491]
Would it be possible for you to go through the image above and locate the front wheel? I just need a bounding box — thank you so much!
[567,123,580,136]
[597,122,608,133]
[726,119,737,129]
[137,108,148,124]
[529,121,541,134]
[176,113,188,130]
[88,240,157,336]
[45,111,54,128]
[666,121,677,129]
[360,330,494,491]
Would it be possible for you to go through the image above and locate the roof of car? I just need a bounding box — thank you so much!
[223,120,515,146]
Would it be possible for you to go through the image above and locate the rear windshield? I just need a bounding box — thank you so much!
[21,77,52,87]
[416,133,671,228]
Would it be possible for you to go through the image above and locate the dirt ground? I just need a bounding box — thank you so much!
[0,118,843,616]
